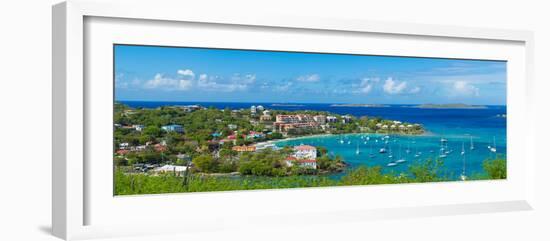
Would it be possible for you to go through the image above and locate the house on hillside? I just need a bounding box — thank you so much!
[292,144,317,160]
[161,124,184,133]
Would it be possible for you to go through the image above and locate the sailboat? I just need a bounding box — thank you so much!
[414,146,421,158]
[461,142,465,155]
[379,140,387,153]
[470,136,475,150]
[405,141,411,154]
[339,135,344,144]
[396,144,406,163]
[460,147,467,181]
[388,145,393,159]
[369,142,376,158]
[490,137,497,153]
[356,143,360,155]
[387,146,397,167]
[439,138,447,158]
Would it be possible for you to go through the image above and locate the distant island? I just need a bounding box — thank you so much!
[330,104,390,108]
[271,103,305,107]
[412,104,488,109]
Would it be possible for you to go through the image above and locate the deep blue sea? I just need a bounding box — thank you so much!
[120,101,507,180]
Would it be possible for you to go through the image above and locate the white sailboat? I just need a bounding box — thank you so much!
[460,147,467,181]
[439,138,447,158]
[356,143,360,155]
[387,146,397,167]
[396,143,406,163]
[461,142,465,155]
[490,136,497,153]
[470,136,475,150]
[370,142,376,158]
[414,146,421,158]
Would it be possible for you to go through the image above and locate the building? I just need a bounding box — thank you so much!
[247,131,265,139]
[326,116,338,123]
[276,115,301,123]
[132,124,145,132]
[153,165,188,174]
[342,115,353,124]
[313,115,326,125]
[154,143,167,152]
[292,144,317,159]
[161,124,184,133]
[263,110,271,116]
[250,105,257,114]
[274,114,321,133]
[255,143,281,151]
[228,124,238,130]
[260,114,272,122]
[232,145,256,152]
[284,156,317,169]
[180,105,202,112]
[256,105,265,111]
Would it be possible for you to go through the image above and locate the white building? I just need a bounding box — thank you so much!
[153,165,188,174]
[133,124,145,131]
[256,105,265,111]
[284,156,317,169]
[250,105,257,114]
[326,116,338,123]
[292,145,317,160]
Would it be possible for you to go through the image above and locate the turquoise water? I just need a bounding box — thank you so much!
[274,132,505,180]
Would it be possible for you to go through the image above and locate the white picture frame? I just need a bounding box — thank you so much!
[52,0,535,240]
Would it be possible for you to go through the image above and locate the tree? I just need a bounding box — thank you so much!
[193,155,217,173]
[483,159,506,179]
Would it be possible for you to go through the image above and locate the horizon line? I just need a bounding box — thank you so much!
[114,100,507,106]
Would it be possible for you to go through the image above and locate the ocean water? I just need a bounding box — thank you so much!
[120,101,507,180]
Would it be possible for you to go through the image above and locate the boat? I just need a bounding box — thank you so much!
[387,162,397,167]
[439,138,447,158]
[470,136,475,150]
[379,148,387,153]
[490,136,497,153]
[388,145,393,158]
[461,144,467,181]
[396,144,406,163]
[461,142,465,155]
[356,143,360,155]
[348,140,351,145]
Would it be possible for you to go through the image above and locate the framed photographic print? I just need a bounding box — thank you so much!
[53,0,535,240]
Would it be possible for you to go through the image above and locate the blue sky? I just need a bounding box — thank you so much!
[114,45,506,105]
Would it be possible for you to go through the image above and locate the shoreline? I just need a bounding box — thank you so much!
[256,131,429,147]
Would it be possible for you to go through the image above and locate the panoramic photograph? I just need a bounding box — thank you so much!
[113,44,507,195]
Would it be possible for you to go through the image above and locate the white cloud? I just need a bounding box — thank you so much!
[409,86,421,94]
[177,69,195,79]
[383,78,407,94]
[275,82,293,92]
[296,74,320,82]
[452,80,479,96]
[143,71,193,91]
[197,74,252,92]
[353,78,373,94]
